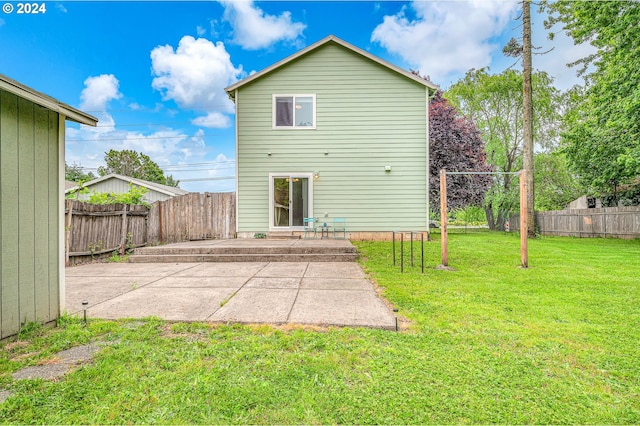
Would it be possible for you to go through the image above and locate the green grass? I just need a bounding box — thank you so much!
[1,233,639,424]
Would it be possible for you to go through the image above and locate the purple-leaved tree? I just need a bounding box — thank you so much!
[429,91,493,213]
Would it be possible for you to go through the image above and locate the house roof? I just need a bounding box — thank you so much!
[65,173,190,197]
[224,35,438,100]
[0,73,98,126]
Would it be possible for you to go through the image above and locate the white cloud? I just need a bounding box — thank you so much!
[78,74,122,133]
[196,25,207,37]
[66,125,209,175]
[191,111,231,128]
[207,153,236,180]
[150,35,242,115]
[56,4,67,13]
[79,74,122,111]
[219,0,305,50]
[69,73,209,176]
[371,0,519,84]
[68,72,234,193]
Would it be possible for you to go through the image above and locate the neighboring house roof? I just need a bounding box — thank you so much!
[0,73,98,126]
[64,180,78,191]
[65,173,189,197]
[224,35,439,100]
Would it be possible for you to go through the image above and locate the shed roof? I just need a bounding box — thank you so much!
[0,73,98,126]
[224,35,438,101]
[65,173,190,197]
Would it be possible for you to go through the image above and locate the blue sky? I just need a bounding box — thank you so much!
[1,0,593,192]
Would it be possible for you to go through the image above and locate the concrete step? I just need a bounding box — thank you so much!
[133,246,356,256]
[128,253,358,263]
[266,232,300,240]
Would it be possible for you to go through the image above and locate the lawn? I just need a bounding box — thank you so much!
[1,233,639,424]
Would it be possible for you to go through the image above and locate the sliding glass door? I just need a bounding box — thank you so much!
[270,174,312,229]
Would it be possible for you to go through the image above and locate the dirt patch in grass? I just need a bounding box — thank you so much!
[9,352,40,363]
[4,341,29,352]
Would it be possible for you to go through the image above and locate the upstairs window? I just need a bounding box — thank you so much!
[273,95,316,129]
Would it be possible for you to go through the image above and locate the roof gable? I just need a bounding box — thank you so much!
[65,173,189,196]
[225,35,437,100]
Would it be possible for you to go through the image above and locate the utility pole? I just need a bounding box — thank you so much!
[522,0,535,237]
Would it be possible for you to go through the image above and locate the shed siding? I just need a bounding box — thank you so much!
[48,114,60,319]
[72,178,177,203]
[236,43,428,232]
[0,89,59,340]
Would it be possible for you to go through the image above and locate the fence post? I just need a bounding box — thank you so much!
[519,170,528,268]
[65,199,73,267]
[120,204,129,255]
[158,201,163,243]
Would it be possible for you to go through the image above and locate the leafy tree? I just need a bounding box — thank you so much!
[544,1,640,196]
[165,175,180,187]
[97,149,179,187]
[429,91,493,214]
[86,183,150,207]
[446,68,562,228]
[65,161,95,182]
[534,152,582,211]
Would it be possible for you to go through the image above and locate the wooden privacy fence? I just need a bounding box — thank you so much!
[147,192,236,244]
[65,200,148,265]
[509,206,640,239]
[65,192,236,264]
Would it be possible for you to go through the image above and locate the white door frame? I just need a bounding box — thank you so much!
[268,172,313,231]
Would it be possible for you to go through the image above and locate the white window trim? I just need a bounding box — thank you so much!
[272,94,317,130]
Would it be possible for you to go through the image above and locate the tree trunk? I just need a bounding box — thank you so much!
[496,210,506,231]
[485,207,496,230]
[523,0,535,237]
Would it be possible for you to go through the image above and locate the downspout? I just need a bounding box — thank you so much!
[234,89,239,237]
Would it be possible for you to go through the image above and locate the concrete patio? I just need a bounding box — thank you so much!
[65,260,396,329]
[128,238,359,263]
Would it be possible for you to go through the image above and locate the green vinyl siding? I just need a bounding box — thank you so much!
[1,89,60,340]
[236,42,428,232]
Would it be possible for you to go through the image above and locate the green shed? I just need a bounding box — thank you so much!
[0,74,97,340]
[225,35,438,239]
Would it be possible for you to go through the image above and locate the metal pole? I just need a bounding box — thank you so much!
[410,231,414,267]
[421,232,424,274]
[400,232,404,273]
[392,231,396,266]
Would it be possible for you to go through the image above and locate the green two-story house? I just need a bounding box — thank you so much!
[225,35,437,239]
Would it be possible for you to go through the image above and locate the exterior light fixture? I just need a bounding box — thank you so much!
[385,165,392,172]
[313,171,320,179]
